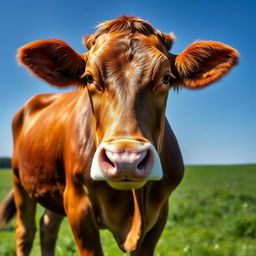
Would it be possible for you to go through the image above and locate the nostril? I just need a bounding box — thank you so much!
[137,150,151,171]
[100,149,115,169]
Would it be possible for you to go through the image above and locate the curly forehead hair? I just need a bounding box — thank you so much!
[84,16,175,51]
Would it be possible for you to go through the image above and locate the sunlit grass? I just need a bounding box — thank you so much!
[0,165,256,255]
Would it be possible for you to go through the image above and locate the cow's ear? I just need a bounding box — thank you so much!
[170,41,239,89]
[17,39,86,87]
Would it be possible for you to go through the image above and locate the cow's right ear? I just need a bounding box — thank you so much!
[17,39,86,87]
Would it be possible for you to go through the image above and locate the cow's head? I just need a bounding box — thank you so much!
[17,16,238,190]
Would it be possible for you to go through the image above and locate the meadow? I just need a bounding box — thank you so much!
[0,165,256,256]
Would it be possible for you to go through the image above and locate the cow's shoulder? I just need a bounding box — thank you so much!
[12,93,59,139]
[23,93,61,117]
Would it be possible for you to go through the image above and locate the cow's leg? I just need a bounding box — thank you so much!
[13,174,37,256]
[131,203,168,256]
[64,185,104,256]
[40,209,64,256]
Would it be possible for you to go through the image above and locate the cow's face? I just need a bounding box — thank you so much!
[18,16,238,190]
[83,33,173,189]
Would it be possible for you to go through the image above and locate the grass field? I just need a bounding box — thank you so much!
[0,165,256,256]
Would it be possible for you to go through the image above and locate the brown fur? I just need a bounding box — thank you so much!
[174,41,239,88]
[2,16,238,256]
[84,16,175,51]
[17,39,86,87]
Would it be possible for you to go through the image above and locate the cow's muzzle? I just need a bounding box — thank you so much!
[90,139,163,190]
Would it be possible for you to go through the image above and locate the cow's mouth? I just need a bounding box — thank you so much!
[107,180,147,190]
[120,178,135,182]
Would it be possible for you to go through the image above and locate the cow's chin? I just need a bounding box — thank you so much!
[107,180,147,190]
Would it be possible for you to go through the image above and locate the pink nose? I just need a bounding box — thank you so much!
[100,148,152,181]
[90,139,163,190]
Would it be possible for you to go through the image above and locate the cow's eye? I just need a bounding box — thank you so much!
[85,74,94,84]
[162,74,171,84]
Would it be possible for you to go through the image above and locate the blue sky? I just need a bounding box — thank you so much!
[0,0,255,164]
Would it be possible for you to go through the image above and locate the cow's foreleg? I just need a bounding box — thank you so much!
[64,185,104,256]
[131,203,168,256]
[13,174,37,256]
[40,209,64,256]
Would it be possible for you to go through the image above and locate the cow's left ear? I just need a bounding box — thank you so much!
[170,41,239,89]
[17,39,86,88]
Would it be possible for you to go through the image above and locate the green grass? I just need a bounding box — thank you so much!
[0,165,256,255]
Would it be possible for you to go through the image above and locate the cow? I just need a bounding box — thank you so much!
[0,16,238,256]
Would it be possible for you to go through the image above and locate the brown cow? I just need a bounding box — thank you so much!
[0,16,238,256]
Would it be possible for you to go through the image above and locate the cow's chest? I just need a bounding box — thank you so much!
[93,187,163,248]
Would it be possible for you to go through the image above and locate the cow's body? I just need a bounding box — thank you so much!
[0,16,238,256]
[12,90,183,253]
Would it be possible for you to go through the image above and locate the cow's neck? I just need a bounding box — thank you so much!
[123,189,143,252]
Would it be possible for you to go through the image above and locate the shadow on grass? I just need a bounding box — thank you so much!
[0,226,15,232]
